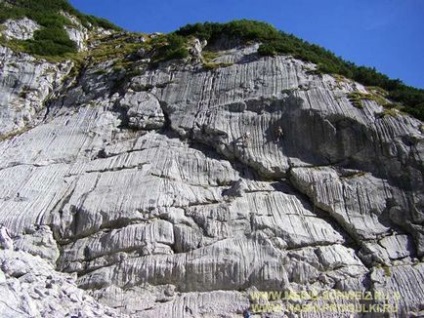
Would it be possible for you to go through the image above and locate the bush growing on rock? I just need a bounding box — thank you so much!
[0,0,121,57]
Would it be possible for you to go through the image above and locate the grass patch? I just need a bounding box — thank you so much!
[94,69,108,75]
[202,50,219,61]
[340,170,367,179]
[347,89,401,111]
[374,263,392,277]
[347,92,367,109]
[89,32,189,67]
[382,108,401,117]
[203,61,233,71]
[0,126,30,142]
[149,33,189,64]
[201,50,233,70]
[88,34,141,63]
[375,105,404,118]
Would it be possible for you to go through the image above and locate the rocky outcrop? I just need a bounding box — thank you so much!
[0,247,126,317]
[1,18,40,40]
[0,28,423,318]
[0,45,73,138]
[119,91,166,129]
[62,12,89,51]
[0,14,89,137]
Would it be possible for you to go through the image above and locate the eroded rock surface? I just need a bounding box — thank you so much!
[0,247,126,318]
[0,46,72,137]
[0,33,423,318]
[1,18,40,40]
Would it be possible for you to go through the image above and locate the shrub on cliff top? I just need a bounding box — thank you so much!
[176,20,424,121]
[0,0,121,57]
[176,20,280,45]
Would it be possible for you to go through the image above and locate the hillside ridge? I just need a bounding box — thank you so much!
[1,1,422,120]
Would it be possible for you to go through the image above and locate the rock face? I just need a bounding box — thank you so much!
[2,18,40,40]
[62,12,89,51]
[0,248,126,317]
[0,45,73,137]
[0,21,424,318]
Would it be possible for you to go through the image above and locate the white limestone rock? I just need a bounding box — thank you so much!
[0,46,73,137]
[189,38,204,58]
[0,224,13,250]
[289,167,391,239]
[13,225,60,266]
[1,18,40,40]
[379,234,415,260]
[0,249,126,318]
[120,91,166,130]
[62,12,89,51]
[65,26,88,51]
[371,264,424,316]
[0,35,422,317]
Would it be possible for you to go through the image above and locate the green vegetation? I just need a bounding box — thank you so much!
[0,0,122,30]
[175,20,424,121]
[0,0,121,57]
[150,33,189,63]
[378,264,392,277]
[347,86,406,116]
[347,90,397,110]
[347,92,367,109]
[202,51,219,61]
[81,15,121,31]
[201,50,232,70]
[80,32,190,94]
[203,61,233,71]
[0,126,30,142]
[381,107,402,118]
[176,20,281,46]
[88,33,144,64]
[88,32,189,68]
[27,26,77,56]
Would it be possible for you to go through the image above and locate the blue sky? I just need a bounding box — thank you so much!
[69,0,424,88]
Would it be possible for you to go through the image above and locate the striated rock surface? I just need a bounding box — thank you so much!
[0,22,423,318]
[0,45,73,137]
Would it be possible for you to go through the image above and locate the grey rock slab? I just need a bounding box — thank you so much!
[13,225,60,266]
[371,263,424,317]
[290,167,392,240]
[0,249,125,317]
[120,91,166,130]
[0,46,72,136]
[379,234,415,260]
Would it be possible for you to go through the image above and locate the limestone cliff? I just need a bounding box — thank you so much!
[0,9,424,318]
